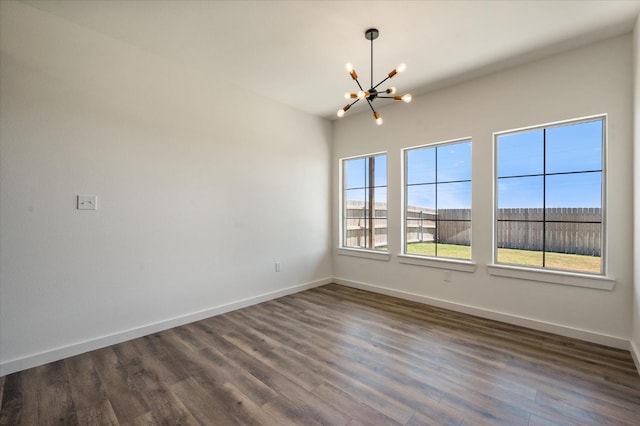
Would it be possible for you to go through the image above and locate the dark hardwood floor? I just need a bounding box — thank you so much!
[1,284,639,425]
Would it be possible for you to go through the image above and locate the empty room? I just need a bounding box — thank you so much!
[1,0,640,424]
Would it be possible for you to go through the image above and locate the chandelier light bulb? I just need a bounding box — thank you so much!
[397,63,407,73]
[337,103,352,118]
[387,87,396,94]
[374,111,382,125]
[345,92,352,99]
[357,90,366,99]
[346,63,358,80]
[402,94,412,103]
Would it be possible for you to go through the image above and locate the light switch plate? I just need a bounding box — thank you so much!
[77,195,97,210]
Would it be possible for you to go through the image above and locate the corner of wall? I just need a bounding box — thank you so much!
[632,12,640,376]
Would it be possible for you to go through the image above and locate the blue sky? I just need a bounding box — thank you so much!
[344,154,387,206]
[344,119,602,210]
[344,154,386,190]
[406,141,471,209]
[497,119,603,208]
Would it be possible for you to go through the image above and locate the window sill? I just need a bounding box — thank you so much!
[398,254,477,273]
[336,247,391,261]
[487,264,615,290]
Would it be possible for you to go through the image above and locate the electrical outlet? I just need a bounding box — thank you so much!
[77,195,97,210]
[275,262,281,272]
[443,271,452,282]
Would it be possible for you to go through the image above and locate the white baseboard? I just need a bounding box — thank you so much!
[333,277,630,350]
[630,340,640,376]
[0,278,331,377]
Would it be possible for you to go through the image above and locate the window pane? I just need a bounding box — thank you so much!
[406,241,436,256]
[374,187,387,218]
[544,222,601,273]
[344,188,366,248]
[436,243,471,260]
[496,220,544,253]
[544,251,601,274]
[497,129,543,178]
[546,120,602,174]
[437,141,471,182]
[407,184,435,211]
[373,154,387,187]
[406,147,435,185]
[345,227,368,248]
[496,218,543,267]
[373,219,388,251]
[545,207,601,223]
[497,176,543,210]
[436,220,471,259]
[496,247,543,268]
[545,172,601,209]
[406,208,436,249]
[497,208,543,222]
[344,158,366,189]
[374,187,388,204]
[344,188,366,207]
[437,181,471,211]
[545,221,602,255]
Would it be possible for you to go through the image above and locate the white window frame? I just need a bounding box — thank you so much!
[337,152,390,261]
[489,114,614,290]
[399,138,476,273]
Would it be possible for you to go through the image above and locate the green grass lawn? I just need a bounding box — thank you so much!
[406,242,471,259]
[497,247,601,274]
[406,243,601,274]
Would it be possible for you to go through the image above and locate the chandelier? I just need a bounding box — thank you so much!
[337,28,412,125]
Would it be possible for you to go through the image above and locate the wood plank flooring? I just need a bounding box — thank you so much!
[1,284,639,425]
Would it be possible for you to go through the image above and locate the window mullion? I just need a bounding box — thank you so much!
[368,157,375,249]
[542,128,546,268]
[434,146,439,257]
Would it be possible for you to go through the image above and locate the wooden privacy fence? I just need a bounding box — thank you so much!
[497,207,601,256]
[406,208,470,246]
[344,201,389,248]
[345,201,601,256]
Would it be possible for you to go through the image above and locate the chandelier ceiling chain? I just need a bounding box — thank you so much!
[337,28,412,125]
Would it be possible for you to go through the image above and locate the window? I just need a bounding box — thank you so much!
[342,153,387,251]
[404,139,472,260]
[495,117,604,275]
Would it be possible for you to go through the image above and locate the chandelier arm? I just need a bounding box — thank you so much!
[363,97,377,114]
[372,76,391,91]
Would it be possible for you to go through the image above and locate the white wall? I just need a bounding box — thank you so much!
[632,14,640,370]
[0,1,332,375]
[333,35,634,347]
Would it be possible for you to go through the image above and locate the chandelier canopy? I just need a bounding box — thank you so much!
[337,28,412,125]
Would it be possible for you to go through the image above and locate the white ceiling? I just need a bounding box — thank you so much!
[21,0,640,119]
